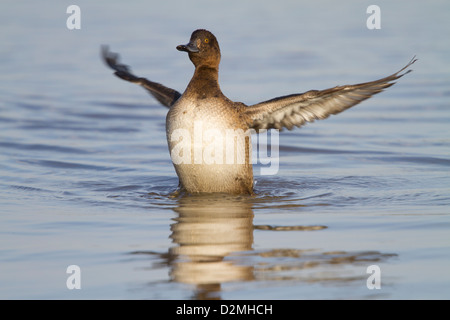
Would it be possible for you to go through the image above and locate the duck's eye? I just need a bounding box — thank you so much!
[204,38,209,44]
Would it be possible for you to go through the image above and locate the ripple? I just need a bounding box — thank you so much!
[18,120,140,133]
[0,141,90,154]
[9,184,52,193]
[375,155,450,166]
[254,225,327,231]
[19,159,116,171]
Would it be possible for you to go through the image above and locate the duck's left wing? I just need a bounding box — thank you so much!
[245,57,416,131]
[101,45,181,108]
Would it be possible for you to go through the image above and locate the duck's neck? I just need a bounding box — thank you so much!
[185,66,222,99]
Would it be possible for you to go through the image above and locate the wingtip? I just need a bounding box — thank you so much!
[408,55,418,69]
[406,55,418,69]
[100,44,111,60]
[100,45,134,75]
[100,44,115,68]
[395,55,417,79]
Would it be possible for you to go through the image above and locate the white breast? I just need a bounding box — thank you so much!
[165,97,253,193]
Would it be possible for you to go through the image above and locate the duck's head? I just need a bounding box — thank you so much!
[177,29,221,69]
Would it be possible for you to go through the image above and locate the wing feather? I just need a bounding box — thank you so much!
[101,45,181,108]
[245,57,416,131]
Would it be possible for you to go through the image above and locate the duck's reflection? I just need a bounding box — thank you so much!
[169,194,254,299]
[131,192,397,299]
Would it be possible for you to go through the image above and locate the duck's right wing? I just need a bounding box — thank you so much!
[101,45,181,108]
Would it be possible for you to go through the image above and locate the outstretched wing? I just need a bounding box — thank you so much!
[101,45,181,108]
[245,57,417,131]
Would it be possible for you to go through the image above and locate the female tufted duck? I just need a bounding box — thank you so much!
[102,29,416,194]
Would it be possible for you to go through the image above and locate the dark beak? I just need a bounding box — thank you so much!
[176,41,199,53]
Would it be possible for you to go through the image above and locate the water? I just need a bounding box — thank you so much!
[1,0,449,299]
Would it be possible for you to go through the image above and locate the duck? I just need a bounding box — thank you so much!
[101,29,416,195]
